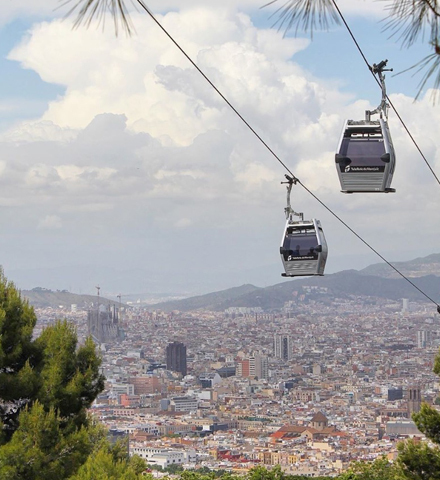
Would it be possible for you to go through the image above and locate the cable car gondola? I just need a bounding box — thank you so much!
[279,176,328,277]
[335,60,396,194]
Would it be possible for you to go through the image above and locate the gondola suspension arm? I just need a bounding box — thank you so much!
[366,59,393,121]
[281,175,303,222]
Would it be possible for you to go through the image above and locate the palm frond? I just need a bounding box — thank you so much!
[263,0,340,38]
[60,0,135,35]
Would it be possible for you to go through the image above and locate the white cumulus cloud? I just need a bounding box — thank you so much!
[1,4,440,294]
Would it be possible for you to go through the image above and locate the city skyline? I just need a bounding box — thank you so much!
[32,277,440,475]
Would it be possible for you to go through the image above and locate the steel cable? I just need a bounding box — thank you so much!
[135,0,440,311]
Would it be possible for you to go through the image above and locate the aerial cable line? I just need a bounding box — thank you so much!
[329,0,440,186]
[297,177,440,309]
[136,0,440,312]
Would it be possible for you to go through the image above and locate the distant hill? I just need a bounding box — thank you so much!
[360,253,440,278]
[150,284,261,312]
[151,254,440,312]
[21,254,440,311]
[22,287,116,308]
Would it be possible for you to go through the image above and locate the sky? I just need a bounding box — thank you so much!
[1,0,440,298]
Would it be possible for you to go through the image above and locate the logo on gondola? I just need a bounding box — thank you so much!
[287,255,316,261]
[344,166,383,172]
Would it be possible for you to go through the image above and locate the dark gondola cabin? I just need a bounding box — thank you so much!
[335,118,395,193]
[280,219,328,277]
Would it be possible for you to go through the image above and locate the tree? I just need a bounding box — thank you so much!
[0,270,105,478]
[396,439,440,480]
[166,463,185,474]
[0,402,102,480]
[34,319,105,430]
[0,270,41,436]
[64,0,440,94]
[338,456,397,480]
[247,465,286,480]
[68,442,149,480]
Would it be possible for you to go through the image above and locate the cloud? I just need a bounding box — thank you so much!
[38,214,62,229]
[1,5,440,294]
[6,11,311,147]
[175,218,193,228]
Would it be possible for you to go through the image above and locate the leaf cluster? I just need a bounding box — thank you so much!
[0,269,105,438]
[0,270,106,478]
[0,402,103,479]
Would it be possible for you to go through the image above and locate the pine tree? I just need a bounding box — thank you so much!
[0,270,105,438]
[0,270,106,478]
[0,402,102,480]
[0,270,42,437]
[68,442,149,480]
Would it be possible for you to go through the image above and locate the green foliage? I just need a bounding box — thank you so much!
[339,457,397,480]
[396,439,440,480]
[0,402,102,480]
[0,271,41,435]
[412,402,440,444]
[0,269,104,439]
[68,445,150,480]
[186,468,242,480]
[180,471,214,480]
[129,454,149,475]
[0,270,105,479]
[167,463,185,474]
[247,465,285,480]
[35,321,105,429]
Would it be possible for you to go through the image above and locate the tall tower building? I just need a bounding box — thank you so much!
[407,386,422,415]
[402,298,409,313]
[236,358,250,378]
[256,355,269,380]
[417,330,431,348]
[274,334,292,361]
[166,341,187,377]
[238,354,269,380]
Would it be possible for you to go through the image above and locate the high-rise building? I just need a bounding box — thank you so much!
[274,334,292,361]
[407,386,422,415]
[402,298,409,312]
[255,354,269,380]
[417,330,431,348]
[236,358,250,378]
[166,341,187,377]
[237,354,269,380]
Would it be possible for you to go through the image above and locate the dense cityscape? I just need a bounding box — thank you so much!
[34,286,440,477]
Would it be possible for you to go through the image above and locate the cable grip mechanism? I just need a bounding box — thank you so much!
[366,59,393,121]
[281,174,303,222]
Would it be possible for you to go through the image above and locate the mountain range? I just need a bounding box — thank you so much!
[149,253,440,312]
[20,253,440,311]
